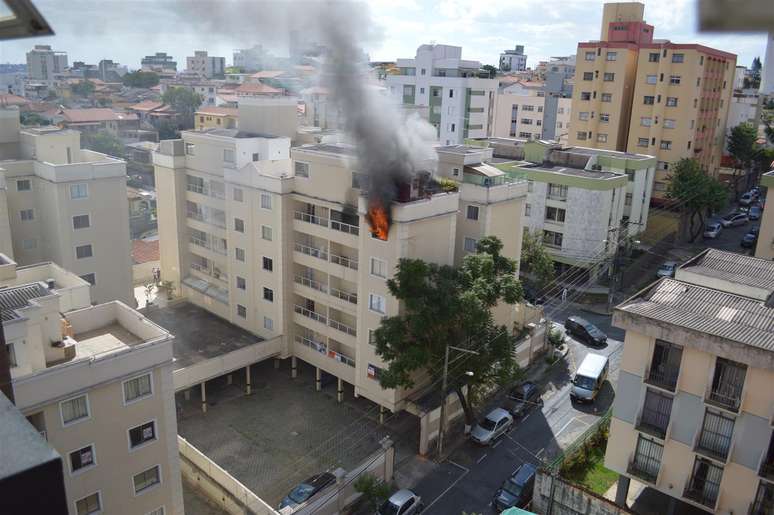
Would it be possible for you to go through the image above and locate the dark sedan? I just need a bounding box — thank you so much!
[278,472,336,510]
[564,316,607,346]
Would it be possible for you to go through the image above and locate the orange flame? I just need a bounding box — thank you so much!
[367,200,390,241]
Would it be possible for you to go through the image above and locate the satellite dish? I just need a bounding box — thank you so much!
[0,0,53,41]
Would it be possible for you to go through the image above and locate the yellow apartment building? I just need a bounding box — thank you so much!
[755,170,773,260]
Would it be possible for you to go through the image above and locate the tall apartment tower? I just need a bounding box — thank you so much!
[25,45,68,82]
[500,46,528,72]
[761,32,774,96]
[154,98,526,412]
[569,2,736,204]
[386,44,499,145]
[0,108,133,305]
[186,51,226,79]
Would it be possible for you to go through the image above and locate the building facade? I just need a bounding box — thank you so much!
[605,249,774,515]
[755,170,774,260]
[186,51,226,79]
[141,53,177,73]
[500,46,528,72]
[493,75,573,143]
[386,44,498,145]
[26,45,68,82]
[761,32,774,96]
[2,255,183,515]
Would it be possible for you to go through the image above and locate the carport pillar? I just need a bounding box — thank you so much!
[200,382,207,413]
[315,367,322,392]
[245,365,252,395]
[379,406,386,424]
[274,358,280,369]
[226,373,233,385]
[337,378,343,403]
[291,356,298,378]
[184,389,191,401]
[615,475,630,507]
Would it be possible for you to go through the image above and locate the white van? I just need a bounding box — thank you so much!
[570,353,609,402]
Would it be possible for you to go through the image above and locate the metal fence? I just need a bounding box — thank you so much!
[547,407,613,473]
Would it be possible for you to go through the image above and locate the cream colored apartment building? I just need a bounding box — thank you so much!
[605,249,774,514]
[754,170,774,260]
[0,108,133,305]
[569,2,736,203]
[154,120,526,412]
[1,254,183,515]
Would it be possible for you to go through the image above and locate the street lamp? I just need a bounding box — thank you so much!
[437,344,479,458]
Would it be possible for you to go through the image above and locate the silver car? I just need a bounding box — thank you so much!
[470,408,513,445]
[377,489,422,515]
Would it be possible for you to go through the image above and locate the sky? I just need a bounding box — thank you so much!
[0,0,768,70]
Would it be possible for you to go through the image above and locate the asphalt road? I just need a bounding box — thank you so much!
[412,326,624,515]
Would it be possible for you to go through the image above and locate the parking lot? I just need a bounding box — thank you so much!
[176,358,418,507]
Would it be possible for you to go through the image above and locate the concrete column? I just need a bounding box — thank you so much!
[291,356,298,378]
[315,367,322,391]
[666,496,678,515]
[337,377,343,403]
[184,389,191,401]
[245,365,252,395]
[615,475,630,507]
[200,382,207,413]
[379,406,386,424]
[274,358,280,369]
[226,374,233,385]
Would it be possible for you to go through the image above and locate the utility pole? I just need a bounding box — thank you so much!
[437,344,479,458]
[606,221,641,313]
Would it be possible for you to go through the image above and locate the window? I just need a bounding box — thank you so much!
[543,230,563,248]
[260,192,272,210]
[625,193,633,206]
[558,107,564,114]
[641,117,652,127]
[654,181,667,192]
[449,89,454,98]
[450,123,455,132]
[147,508,165,515]
[370,257,387,278]
[367,363,383,380]
[76,244,93,259]
[700,55,704,65]
[235,248,245,262]
[639,389,673,437]
[521,118,533,125]
[545,206,566,223]
[185,143,195,155]
[16,179,31,191]
[466,205,479,220]
[524,203,531,217]
[659,140,672,150]
[522,105,534,111]
[637,138,649,148]
[600,113,610,123]
[128,420,157,450]
[606,51,617,61]
[666,97,678,107]
[669,75,681,85]
[603,72,615,81]
[537,106,543,113]
[263,316,273,331]
[261,225,272,241]
[648,52,660,62]
[463,237,478,253]
[582,71,593,81]
[234,218,244,233]
[663,119,676,129]
[576,131,588,141]
[672,53,684,63]
[578,112,589,121]
[597,133,608,143]
[223,149,235,163]
[75,492,101,515]
[124,373,152,403]
[133,465,161,495]
[73,214,90,230]
[295,161,310,178]
[580,92,591,101]
[22,238,36,250]
[643,96,655,105]
[262,256,273,271]
[61,395,89,425]
[263,287,274,302]
[7,342,16,368]
[419,87,424,94]
[601,93,612,102]
[709,358,746,411]
[685,458,723,508]
[697,409,735,460]
[646,75,657,85]
[237,304,246,318]
[236,276,246,290]
[547,183,568,200]
[68,444,96,474]
[252,153,260,162]
[80,273,96,285]
[630,435,663,482]
[584,51,595,61]
[369,293,386,314]
[20,209,33,221]
[233,188,243,202]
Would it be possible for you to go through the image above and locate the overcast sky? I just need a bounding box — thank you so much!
[0,0,768,70]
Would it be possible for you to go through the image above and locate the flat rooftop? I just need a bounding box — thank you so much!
[565,146,652,161]
[294,142,356,156]
[196,128,278,139]
[436,144,488,155]
[517,162,621,179]
[72,323,144,359]
[142,301,263,370]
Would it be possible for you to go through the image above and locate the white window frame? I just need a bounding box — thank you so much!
[263,316,273,331]
[74,490,102,515]
[132,464,162,496]
[260,193,272,210]
[68,443,97,476]
[466,205,479,221]
[146,507,165,515]
[295,161,310,178]
[233,187,243,202]
[21,238,36,250]
[80,273,96,286]
[7,342,17,368]
[263,287,274,303]
[185,142,195,155]
[20,208,34,221]
[223,148,235,164]
[646,74,657,85]
[122,372,154,405]
[16,179,31,192]
[463,237,478,253]
[261,225,272,241]
[368,293,386,314]
[70,183,88,199]
[606,51,617,61]
[237,304,247,318]
[663,119,676,129]
[60,394,91,427]
[72,213,91,230]
[75,244,93,260]
[235,247,245,262]
[127,419,158,451]
[370,257,387,279]
[236,276,246,290]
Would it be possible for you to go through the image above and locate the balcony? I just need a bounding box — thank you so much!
[294,334,355,368]
[636,390,672,439]
[645,340,682,392]
[695,410,734,462]
[706,358,746,413]
[294,304,327,325]
[751,482,774,515]
[294,274,327,294]
[758,434,774,481]
[294,242,328,262]
[294,210,329,228]
[330,219,359,236]
[330,252,358,271]
[329,285,357,305]
[627,436,663,484]
[684,458,722,510]
[328,317,357,338]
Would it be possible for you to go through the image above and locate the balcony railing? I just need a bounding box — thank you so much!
[637,406,671,440]
[751,482,774,515]
[330,286,357,305]
[645,365,680,392]
[190,235,209,249]
[760,460,774,481]
[684,475,721,509]
[294,210,329,227]
[295,335,355,368]
[330,219,360,236]
[294,275,327,293]
[627,437,663,484]
[294,304,327,325]
[707,359,746,413]
[294,242,328,261]
[707,386,743,413]
[330,253,358,270]
[329,318,357,337]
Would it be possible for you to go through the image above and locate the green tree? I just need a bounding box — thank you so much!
[19,112,50,126]
[162,87,202,129]
[122,71,160,88]
[82,131,124,158]
[157,118,180,140]
[481,64,498,78]
[225,66,244,74]
[71,80,95,97]
[751,56,762,88]
[520,229,555,290]
[374,236,522,425]
[667,159,727,242]
[353,473,390,511]
[727,122,760,197]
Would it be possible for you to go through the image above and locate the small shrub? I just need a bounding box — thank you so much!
[436,177,459,192]
[548,328,566,347]
[353,473,390,511]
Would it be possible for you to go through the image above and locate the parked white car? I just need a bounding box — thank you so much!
[470,408,513,445]
[378,489,423,515]
[703,222,722,239]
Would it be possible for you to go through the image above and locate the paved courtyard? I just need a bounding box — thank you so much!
[176,359,418,506]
